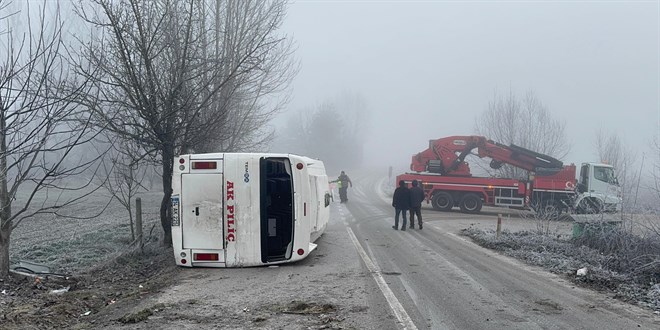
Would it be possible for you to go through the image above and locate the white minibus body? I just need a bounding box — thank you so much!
[171,153,330,267]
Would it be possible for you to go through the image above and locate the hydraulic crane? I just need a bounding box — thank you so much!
[410,135,563,176]
[397,135,621,216]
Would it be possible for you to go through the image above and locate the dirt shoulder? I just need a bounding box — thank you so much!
[1,202,376,330]
[1,244,177,330]
[84,210,377,330]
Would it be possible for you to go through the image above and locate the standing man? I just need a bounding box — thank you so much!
[409,180,424,229]
[332,171,353,203]
[392,180,411,231]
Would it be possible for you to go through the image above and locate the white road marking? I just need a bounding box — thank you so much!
[377,177,391,204]
[346,226,418,330]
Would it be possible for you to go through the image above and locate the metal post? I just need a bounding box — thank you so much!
[136,197,143,252]
[496,214,502,238]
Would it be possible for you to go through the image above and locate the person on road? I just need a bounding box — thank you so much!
[332,171,353,203]
[409,180,424,229]
[392,180,411,230]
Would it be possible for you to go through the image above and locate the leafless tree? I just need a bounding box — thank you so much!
[195,1,297,153]
[0,1,104,278]
[275,92,369,173]
[651,137,660,209]
[333,91,369,168]
[306,102,347,173]
[475,89,570,179]
[72,0,296,246]
[95,136,150,242]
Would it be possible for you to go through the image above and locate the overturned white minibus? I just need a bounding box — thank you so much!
[171,153,330,267]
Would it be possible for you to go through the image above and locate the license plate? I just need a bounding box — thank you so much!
[171,195,180,226]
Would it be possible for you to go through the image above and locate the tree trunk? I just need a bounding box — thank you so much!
[0,105,11,278]
[160,147,174,247]
[0,224,11,279]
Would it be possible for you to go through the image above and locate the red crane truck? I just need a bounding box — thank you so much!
[396,136,621,217]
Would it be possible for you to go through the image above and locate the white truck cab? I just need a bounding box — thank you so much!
[575,162,622,213]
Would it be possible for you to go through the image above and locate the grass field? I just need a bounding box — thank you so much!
[10,188,164,274]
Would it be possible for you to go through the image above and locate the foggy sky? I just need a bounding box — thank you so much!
[280,0,659,172]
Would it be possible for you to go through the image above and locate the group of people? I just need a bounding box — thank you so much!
[330,172,425,231]
[392,179,425,230]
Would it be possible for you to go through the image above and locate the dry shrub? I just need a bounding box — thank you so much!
[462,225,660,310]
[573,221,660,285]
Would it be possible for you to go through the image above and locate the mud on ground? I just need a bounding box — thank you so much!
[1,244,177,329]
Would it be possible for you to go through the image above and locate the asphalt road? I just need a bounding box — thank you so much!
[342,170,659,329]
[102,171,659,329]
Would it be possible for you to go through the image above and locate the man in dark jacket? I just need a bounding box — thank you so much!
[392,180,411,231]
[332,171,353,203]
[409,180,425,229]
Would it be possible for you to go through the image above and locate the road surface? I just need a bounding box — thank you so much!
[340,170,658,329]
[104,171,659,329]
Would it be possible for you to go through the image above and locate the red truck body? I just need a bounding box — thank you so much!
[396,136,577,214]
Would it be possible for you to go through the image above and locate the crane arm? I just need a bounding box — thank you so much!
[410,135,563,176]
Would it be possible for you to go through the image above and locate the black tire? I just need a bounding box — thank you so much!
[431,191,454,211]
[459,193,482,213]
[536,199,562,219]
[577,198,602,214]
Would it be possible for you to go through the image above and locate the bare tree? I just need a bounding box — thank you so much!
[333,91,369,168]
[475,89,570,179]
[195,1,297,153]
[275,92,369,173]
[96,136,150,242]
[0,1,103,278]
[276,110,306,153]
[306,103,347,172]
[648,136,660,211]
[73,0,296,246]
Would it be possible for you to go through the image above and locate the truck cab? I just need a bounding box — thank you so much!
[575,162,621,213]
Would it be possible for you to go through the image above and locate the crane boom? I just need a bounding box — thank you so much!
[410,135,563,176]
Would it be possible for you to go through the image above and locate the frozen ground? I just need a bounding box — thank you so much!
[10,189,163,274]
[462,226,660,312]
[1,197,376,329]
[1,177,659,328]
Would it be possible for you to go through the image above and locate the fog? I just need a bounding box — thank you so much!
[278,1,659,171]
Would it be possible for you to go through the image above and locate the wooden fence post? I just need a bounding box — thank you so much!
[136,197,143,253]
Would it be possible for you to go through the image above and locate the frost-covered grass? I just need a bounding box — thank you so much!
[9,189,163,274]
[462,225,660,311]
[15,223,139,273]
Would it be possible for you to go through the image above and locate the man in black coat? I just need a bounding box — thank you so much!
[332,171,353,203]
[392,180,411,231]
[409,180,425,229]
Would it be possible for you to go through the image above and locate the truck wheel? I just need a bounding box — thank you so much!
[459,194,482,213]
[537,199,562,219]
[432,191,454,211]
[577,198,602,214]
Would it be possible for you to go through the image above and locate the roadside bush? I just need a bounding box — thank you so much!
[573,222,660,286]
[462,226,660,310]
